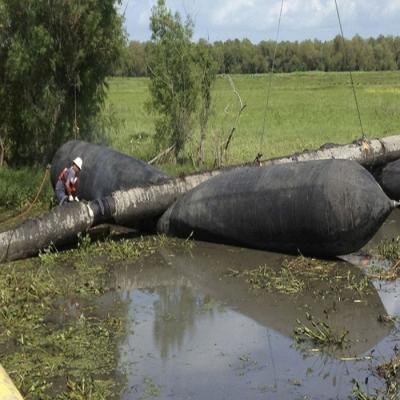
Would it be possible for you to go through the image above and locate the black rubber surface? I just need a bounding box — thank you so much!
[374,158,400,200]
[50,140,169,200]
[158,159,393,257]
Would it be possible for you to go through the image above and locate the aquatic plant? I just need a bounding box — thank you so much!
[244,265,304,294]
[365,261,400,281]
[228,255,373,300]
[352,349,400,400]
[376,237,400,262]
[293,312,349,349]
[376,349,400,400]
[345,271,371,295]
[352,380,377,400]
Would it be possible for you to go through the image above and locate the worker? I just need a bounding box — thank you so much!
[55,157,82,205]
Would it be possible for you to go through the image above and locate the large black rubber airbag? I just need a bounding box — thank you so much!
[50,140,169,200]
[374,158,400,200]
[158,160,394,257]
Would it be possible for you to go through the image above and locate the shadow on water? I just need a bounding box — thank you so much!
[105,212,400,400]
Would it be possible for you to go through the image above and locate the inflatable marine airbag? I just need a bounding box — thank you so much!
[158,159,395,257]
[50,140,169,200]
[374,158,400,200]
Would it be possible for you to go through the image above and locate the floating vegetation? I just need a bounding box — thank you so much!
[141,376,162,399]
[351,351,400,400]
[376,348,400,400]
[368,237,400,280]
[244,265,304,294]
[0,233,183,399]
[377,314,398,324]
[352,380,377,400]
[366,262,400,281]
[228,255,372,296]
[376,236,400,262]
[293,312,349,349]
[345,271,372,295]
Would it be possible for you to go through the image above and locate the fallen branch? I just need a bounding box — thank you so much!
[148,143,176,165]
[222,75,247,157]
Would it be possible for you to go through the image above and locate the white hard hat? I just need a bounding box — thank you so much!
[73,157,83,170]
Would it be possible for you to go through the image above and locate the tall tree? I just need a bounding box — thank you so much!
[0,0,125,165]
[196,39,218,165]
[147,0,198,162]
[124,40,147,77]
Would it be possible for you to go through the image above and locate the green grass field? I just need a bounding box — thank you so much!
[106,71,400,171]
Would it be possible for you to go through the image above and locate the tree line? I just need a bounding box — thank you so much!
[118,34,400,77]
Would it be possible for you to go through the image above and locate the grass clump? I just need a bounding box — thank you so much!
[228,255,372,297]
[367,238,400,280]
[243,265,304,294]
[294,312,349,349]
[352,380,377,400]
[376,237,400,262]
[376,350,400,400]
[351,349,400,400]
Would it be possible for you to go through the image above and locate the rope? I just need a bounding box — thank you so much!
[0,166,50,226]
[334,0,365,139]
[259,0,285,156]
[73,81,79,139]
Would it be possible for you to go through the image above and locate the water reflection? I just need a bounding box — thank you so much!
[153,285,198,360]
[112,241,398,400]
[172,244,391,355]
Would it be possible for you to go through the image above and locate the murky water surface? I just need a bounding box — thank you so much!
[111,211,400,400]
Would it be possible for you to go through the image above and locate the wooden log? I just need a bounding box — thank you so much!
[262,135,400,168]
[0,172,220,262]
[1,134,400,262]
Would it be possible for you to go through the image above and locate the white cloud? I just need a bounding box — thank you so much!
[121,0,400,42]
[211,0,256,26]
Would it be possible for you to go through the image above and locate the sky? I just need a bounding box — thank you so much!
[120,0,400,43]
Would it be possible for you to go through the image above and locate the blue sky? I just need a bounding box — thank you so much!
[120,0,400,43]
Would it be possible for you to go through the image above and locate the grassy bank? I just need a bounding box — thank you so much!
[0,168,52,210]
[107,71,400,170]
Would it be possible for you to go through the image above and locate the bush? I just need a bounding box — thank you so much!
[0,167,53,209]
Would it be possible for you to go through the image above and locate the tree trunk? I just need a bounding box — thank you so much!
[2,134,400,263]
[261,136,400,168]
[0,171,220,262]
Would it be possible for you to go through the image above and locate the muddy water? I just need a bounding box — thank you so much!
[111,211,400,400]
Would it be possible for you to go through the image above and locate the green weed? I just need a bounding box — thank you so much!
[345,271,372,295]
[294,312,349,349]
[376,350,400,399]
[376,237,400,262]
[244,265,304,294]
[0,167,52,210]
[352,380,377,400]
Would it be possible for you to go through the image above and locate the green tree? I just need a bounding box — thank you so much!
[147,0,198,162]
[0,0,125,165]
[196,39,218,165]
[122,40,147,77]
